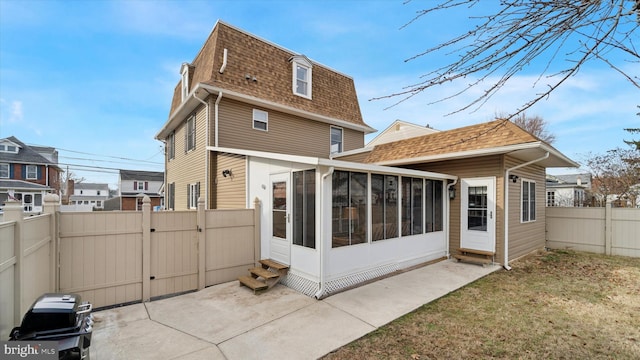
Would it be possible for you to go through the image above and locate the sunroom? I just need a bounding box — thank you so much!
[214,147,457,298]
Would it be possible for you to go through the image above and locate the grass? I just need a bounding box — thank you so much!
[323,250,640,359]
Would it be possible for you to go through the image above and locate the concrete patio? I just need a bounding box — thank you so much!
[90,259,501,360]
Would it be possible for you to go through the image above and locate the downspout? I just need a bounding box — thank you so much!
[214,91,222,147]
[445,177,458,259]
[503,151,549,270]
[193,90,213,209]
[314,166,334,299]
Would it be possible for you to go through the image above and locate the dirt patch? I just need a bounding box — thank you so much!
[323,250,640,359]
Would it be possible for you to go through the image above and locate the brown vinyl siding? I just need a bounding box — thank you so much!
[505,156,546,260]
[333,150,371,163]
[166,104,208,210]
[212,152,246,209]
[408,155,505,263]
[217,98,364,157]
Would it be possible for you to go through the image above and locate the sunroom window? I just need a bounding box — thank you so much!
[371,174,398,241]
[402,177,423,235]
[332,170,368,247]
[293,169,316,249]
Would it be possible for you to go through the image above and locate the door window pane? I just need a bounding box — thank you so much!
[468,186,487,231]
[272,181,286,238]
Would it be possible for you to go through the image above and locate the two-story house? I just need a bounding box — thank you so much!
[0,136,61,213]
[115,169,163,211]
[67,180,111,210]
[155,21,577,298]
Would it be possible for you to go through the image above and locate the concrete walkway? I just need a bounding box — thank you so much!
[91,259,501,360]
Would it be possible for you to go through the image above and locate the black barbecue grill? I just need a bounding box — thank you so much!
[9,293,94,360]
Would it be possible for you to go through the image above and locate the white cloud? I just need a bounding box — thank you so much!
[0,98,24,124]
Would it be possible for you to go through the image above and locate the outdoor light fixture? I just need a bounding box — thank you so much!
[448,186,456,200]
[509,174,519,183]
[222,169,231,177]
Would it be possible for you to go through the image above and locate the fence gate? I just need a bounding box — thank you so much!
[149,211,199,299]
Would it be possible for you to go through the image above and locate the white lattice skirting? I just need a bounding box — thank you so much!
[282,263,400,298]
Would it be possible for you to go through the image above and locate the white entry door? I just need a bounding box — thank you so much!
[270,173,291,265]
[460,177,496,253]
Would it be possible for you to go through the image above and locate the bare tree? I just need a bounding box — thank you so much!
[584,147,640,206]
[624,128,640,150]
[508,112,556,143]
[377,0,640,117]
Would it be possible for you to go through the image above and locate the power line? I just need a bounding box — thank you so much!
[27,142,164,165]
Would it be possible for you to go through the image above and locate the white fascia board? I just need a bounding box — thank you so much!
[155,88,208,140]
[208,146,456,180]
[374,142,578,168]
[199,84,376,134]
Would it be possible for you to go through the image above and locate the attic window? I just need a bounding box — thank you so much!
[291,56,312,99]
[0,144,18,154]
[181,63,190,102]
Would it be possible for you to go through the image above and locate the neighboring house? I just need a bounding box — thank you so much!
[545,173,591,207]
[366,119,440,147]
[103,170,164,211]
[0,136,62,213]
[115,170,164,211]
[155,21,577,298]
[67,180,110,210]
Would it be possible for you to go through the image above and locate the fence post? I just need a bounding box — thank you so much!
[43,194,60,292]
[4,199,24,325]
[142,196,151,302]
[605,201,612,256]
[253,197,262,266]
[197,197,206,290]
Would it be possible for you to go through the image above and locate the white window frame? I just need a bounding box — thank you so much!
[330,126,343,154]
[253,109,268,131]
[26,165,37,180]
[291,57,312,99]
[0,144,19,154]
[188,183,198,209]
[186,115,196,152]
[137,181,145,191]
[0,163,8,178]
[521,179,536,223]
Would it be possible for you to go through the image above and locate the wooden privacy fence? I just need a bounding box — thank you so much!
[0,195,260,340]
[546,203,640,257]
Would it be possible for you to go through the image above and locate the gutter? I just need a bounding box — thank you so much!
[503,152,549,270]
[314,166,334,299]
[445,177,458,259]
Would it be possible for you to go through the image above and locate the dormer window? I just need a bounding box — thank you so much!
[181,63,190,102]
[0,143,19,154]
[290,56,312,99]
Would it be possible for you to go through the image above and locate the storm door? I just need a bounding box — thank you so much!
[270,173,291,265]
[460,177,496,252]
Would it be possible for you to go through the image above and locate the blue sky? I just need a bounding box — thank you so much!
[1,0,638,189]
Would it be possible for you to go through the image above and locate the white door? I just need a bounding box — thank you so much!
[460,177,496,253]
[270,173,291,265]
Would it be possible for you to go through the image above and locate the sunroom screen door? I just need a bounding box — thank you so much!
[270,173,290,265]
[460,177,496,253]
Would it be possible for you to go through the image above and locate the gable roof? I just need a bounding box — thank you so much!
[157,21,372,139]
[0,136,59,168]
[356,119,578,168]
[119,170,164,182]
[366,119,440,147]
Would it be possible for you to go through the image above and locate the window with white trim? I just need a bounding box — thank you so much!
[26,165,37,180]
[188,182,200,209]
[0,144,18,154]
[0,163,8,178]
[253,109,268,131]
[521,179,536,222]
[291,56,312,99]
[330,126,343,154]
[167,131,175,160]
[185,115,196,152]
